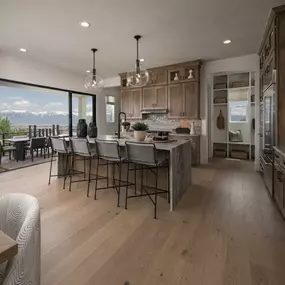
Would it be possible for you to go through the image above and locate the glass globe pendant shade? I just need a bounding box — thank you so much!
[126,67,149,87]
[84,73,104,93]
[84,48,104,93]
[126,35,149,87]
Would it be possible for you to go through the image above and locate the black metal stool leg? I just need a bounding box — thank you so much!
[167,164,170,204]
[69,154,75,192]
[84,157,86,179]
[154,166,158,219]
[112,161,115,189]
[63,154,69,189]
[125,161,130,209]
[48,152,53,185]
[141,164,144,195]
[134,163,137,195]
[94,158,100,200]
[117,162,121,207]
[87,156,92,197]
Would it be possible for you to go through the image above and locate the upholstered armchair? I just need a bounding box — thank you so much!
[0,193,41,285]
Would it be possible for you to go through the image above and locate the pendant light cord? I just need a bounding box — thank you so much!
[91,48,97,81]
[134,35,141,74]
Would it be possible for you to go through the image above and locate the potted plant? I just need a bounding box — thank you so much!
[132,122,148,141]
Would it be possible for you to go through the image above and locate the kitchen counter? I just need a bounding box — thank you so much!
[57,136,192,211]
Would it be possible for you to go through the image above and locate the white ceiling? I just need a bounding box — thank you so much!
[0,0,284,78]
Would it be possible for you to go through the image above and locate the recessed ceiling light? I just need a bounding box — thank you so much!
[20,48,27,52]
[80,21,90,28]
[140,58,145,62]
[223,40,232,44]
[86,70,91,73]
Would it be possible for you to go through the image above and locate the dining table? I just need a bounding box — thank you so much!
[0,230,18,264]
[5,137,30,161]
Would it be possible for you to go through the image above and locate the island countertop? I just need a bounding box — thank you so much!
[88,135,189,151]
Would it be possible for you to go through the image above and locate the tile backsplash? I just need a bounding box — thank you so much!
[128,114,201,134]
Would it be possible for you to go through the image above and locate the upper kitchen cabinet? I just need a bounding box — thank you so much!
[183,82,199,119]
[168,62,200,84]
[142,86,167,109]
[148,69,168,85]
[168,84,183,118]
[121,89,142,119]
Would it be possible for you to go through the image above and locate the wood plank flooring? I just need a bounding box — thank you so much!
[0,158,285,285]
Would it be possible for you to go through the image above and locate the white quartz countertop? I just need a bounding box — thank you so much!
[88,135,191,151]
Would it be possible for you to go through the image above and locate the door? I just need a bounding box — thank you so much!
[121,90,131,118]
[168,84,183,118]
[183,82,199,119]
[131,89,142,119]
[142,87,155,109]
[154,86,167,109]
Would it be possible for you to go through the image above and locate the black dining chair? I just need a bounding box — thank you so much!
[29,138,47,161]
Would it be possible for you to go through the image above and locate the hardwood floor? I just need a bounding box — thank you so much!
[0,158,285,285]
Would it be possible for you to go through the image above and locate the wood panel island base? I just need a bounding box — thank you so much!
[57,137,192,211]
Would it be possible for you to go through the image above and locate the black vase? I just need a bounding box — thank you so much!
[77,119,87,138]
[88,122,98,138]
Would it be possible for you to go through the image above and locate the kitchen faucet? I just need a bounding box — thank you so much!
[117,112,127,139]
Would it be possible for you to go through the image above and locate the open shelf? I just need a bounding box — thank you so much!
[213,103,227,106]
[228,142,250,145]
[214,88,227,91]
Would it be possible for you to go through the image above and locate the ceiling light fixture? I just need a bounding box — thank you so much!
[84,48,104,93]
[126,35,149,87]
[20,48,27,52]
[80,21,90,28]
[140,58,145,62]
[86,70,91,73]
[223,39,232,44]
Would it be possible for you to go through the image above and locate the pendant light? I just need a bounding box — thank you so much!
[126,35,149,87]
[85,48,104,93]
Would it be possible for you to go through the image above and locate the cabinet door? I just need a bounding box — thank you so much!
[131,89,142,119]
[121,90,132,118]
[168,84,183,118]
[154,69,167,85]
[142,87,155,109]
[155,86,167,109]
[183,82,199,119]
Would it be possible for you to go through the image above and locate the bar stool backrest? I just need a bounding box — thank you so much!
[95,139,120,161]
[50,137,68,154]
[70,138,90,156]
[125,141,157,166]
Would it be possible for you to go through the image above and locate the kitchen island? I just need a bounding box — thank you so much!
[57,136,192,210]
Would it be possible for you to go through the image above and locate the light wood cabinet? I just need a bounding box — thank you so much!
[149,69,168,85]
[168,83,199,119]
[168,84,183,118]
[142,86,167,109]
[183,82,199,119]
[121,89,142,119]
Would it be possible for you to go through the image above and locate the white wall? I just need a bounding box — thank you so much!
[201,54,260,168]
[0,54,121,135]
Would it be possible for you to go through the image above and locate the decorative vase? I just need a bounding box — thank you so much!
[188,69,194,79]
[77,119,87,138]
[134,130,146,141]
[174,73,179,81]
[88,122,98,138]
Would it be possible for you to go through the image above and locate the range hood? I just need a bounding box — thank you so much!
[141,108,168,114]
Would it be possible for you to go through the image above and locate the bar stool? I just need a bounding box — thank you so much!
[48,137,70,189]
[124,141,170,219]
[69,138,97,197]
[94,139,127,207]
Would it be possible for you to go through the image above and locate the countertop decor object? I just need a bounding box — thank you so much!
[85,48,104,93]
[216,110,225,130]
[132,122,148,141]
[175,127,190,134]
[190,121,196,135]
[77,119,87,138]
[88,122,97,138]
[126,35,149,87]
